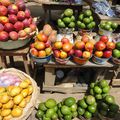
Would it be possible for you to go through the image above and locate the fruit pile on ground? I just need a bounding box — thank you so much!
[0,0,37,41]
[89,80,110,100]
[94,36,115,58]
[112,42,120,59]
[99,21,118,32]
[53,38,73,59]
[0,79,33,119]
[77,95,97,119]
[57,8,75,29]
[77,9,96,30]
[30,24,57,58]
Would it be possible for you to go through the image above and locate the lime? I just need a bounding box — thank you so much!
[58,102,62,108]
[71,15,75,22]
[95,94,102,100]
[64,114,72,120]
[109,28,113,31]
[107,111,116,118]
[63,17,71,24]
[58,19,62,23]
[72,111,78,117]
[38,103,47,111]
[113,49,120,58]
[61,13,64,18]
[78,14,84,21]
[45,99,57,109]
[91,21,96,27]
[100,23,106,29]
[100,110,107,116]
[102,86,110,93]
[78,107,85,115]
[43,115,51,120]
[58,21,65,28]
[64,97,76,107]
[46,108,55,118]
[64,8,73,17]
[77,21,81,27]
[102,93,108,98]
[79,23,86,29]
[99,80,108,88]
[53,106,58,112]
[36,110,44,118]
[51,113,58,120]
[109,104,119,112]
[84,10,92,17]
[86,95,96,105]
[89,16,93,22]
[94,86,102,94]
[111,22,118,29]
[83,18,91,24]
[68,22,75,28]
[61,105,71,115]
[90,89,94,95]
[105,95,115,105]
[84,111,92,119]
[104,24,111,31]
[88,105,96,113]
[90,83,95,88]
[78,99,87,109]
[87,23,93,29]
[70,104,77,112]
[116,42,120,50]
[58,109,63,118]
[106,21,112,26]
[100,102,109,111]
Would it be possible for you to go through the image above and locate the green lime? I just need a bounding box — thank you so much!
[95,94,102,100]
[58,19,62,23]
[84,111,92,119]
[100,110,108,116]
[106,21,112,26]
[36,110,44,118]
[88,105,96,113]
[94,86,102,94]
[90,83,95,88]
[72,111,78,118]
[58,21,65,28]
[100,23,106,29]
[64,8,73,17]
[78,14,84,21]
[78,107,85,115]
[116,42,120,50]
[84,10,92,17]
[105,95,115,105]
[102,93,108,98]
[64,114,72,120]
[109,104,119,112]
[68,22,75,28]
[61,13,64,18]
[46,108,55,118]
[43,115,51,120]
[83,18,91,24]
[58,109,63,118]
[45,99,57,109]
[111,22,118,29]
[90,89,94,95]
[63,17,71,24]
[70,104,77,112]
[77,21,81,27]
[89,16,93,22]
[91,21,96,27]
[38,103,47,111]
[104,24,111,31]
[102,86,110,93]
[86,95,96,105]
[87,23,93,29]
[71,15,75,22]
[113,49,120,58]
[78,99,87,109]
[51,113,58,120]
[61,105,71,115]
[99,80,108,88]
[107,111,116,118]
[53,106,58,112]
[100,102,109,111]
[64,97,76,107]
[58,102,62,108]
[79,23,86,29]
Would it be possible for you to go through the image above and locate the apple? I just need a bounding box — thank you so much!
[9,31,18,41]
[95,51,103,58]
[81,35,90,43]
[17,11,25,21]
[100,36,108,43]
[30,43,34,48]
[85,42,94,51]
[74,49,82,57]
[62,43,72,52]
[28,17,32,25]
[61,38,70,44]
[25,9,31,18]
[16,0,26,11]
[29,24,36,31]
[103,50,112,58]
[0,16,9,25]
[75,41,85,50]
[18,30,27,38]
[24,27,32,34]
[14,21,24,31]
[82,51,91,59]
[45,47,52,56]
[34,41,45,50]
[106,42,115,50]
[54,41,63,49]
[0,5,8,16]
[30,48,38,57]
[60,51,67,59]
[8,4,18,14]
[8,14,17,24]
[37,33,48,42]
[22,19,30,27]
[68,49,74,56]
[0,31,9,41]
[4,23,14,32]
[54,50,60,58]
[95,41,106,51]
[0,23,4,31]
[38,50,46,58]
[0,0,11,7]
[45,41,51,48]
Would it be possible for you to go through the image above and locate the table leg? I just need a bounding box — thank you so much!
[1,56,7,68]
[9,56,15,67]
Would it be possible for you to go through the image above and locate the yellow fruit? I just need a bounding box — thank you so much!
[19,99,27,108]
[24,79,31,85]
[25,96,31,103]
[6,86,14,93]
[0,87,6,94]
[28,86,33,95]
[13,94,24,105]
[0,116,2,120]
[11,108,23,117]
[9,86,21,97]
[0,94,10,104]
[0,103,2,108]
[3,100,14,109]
[13,105,17,109]
[19,81,29,89]
[21,89,29,98]
[1,109,11,117]
[3,114,12,120]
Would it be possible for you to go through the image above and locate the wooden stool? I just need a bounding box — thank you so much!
[0,46,30,75]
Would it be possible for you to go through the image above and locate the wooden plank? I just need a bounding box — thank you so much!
[112,79,120,86]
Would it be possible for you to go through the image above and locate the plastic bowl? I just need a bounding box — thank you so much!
[112,57,120,65]
[58,27,75,34]
[55,57,70,64]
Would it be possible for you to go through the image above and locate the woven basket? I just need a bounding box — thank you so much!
[0,68,39,120]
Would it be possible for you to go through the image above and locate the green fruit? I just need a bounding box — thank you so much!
[99,79,108,88]
[111,22,118,29]
[87,23,93,29]
[36,110,44,118]
[90,83,95,88]
[61,105,71,115]
[64,97,76,107]
[78,14,84,21]
[90,89,94,95]
[72,111,78,117]
[100,23,106,29]
[43,115,51,120]
[58,102,62,108]
[91,21,96,27]
[79,23,86,29]
[52,113,58,120]
[61,13,64,18]
[83,18,91,24]
[107,111,116,118]
[63,17,71,24]
[94,86,102,94]
[46,108,55,118]
[102,86,110,93]
[88,105,96,113]
[53,106,58,112]
[100,110,108,116]
[58,109,63,118]
[89,16,93,22]
[84,111,92,119]
[104,24,111,31]
[70,104,77,112]
[68,22,75,28]
[71,15,75,22]
[109,104,119,112]
[113,49,120,58]
[116,42,120,50]
[106,21,112,26]
[86,95,96,105]
[58,19,62,23]
[78,107,85,115]
[78,99,87,109]
[64,114,72,120]
[95,94,102,100]
[77,21,81,27]
[64,8,73,17]
[84,10,92,17]
[38,103,47,111]
[58,21,65,28]
[45,99,57,108]
[105,95,115,105]
[100,102,109,111]
[102,93,108,98]
[109,28,113,32]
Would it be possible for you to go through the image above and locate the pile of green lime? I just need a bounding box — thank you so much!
[58,97,77,120]
[89,80,110,100]
[113,42,120,59]
[57,8,76,28]
[98,95,119,118]
[99,21,118,32]
[36,98,58,120]
[77,95,97,119]
[77,9,96,30]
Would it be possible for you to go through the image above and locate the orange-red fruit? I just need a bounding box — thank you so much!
[75,41,85,50]
[81,35,90,43]
[82,51,91,59]
[94,51,103,58]
[30,48,38,57]
[37,33,48,43]
[38,50,46,58]
[54,41,63,49]
[85,42,94,51]
[60,51,67,59]
[34,41,45,50]
[62,43,72,52]
[106,42,115,50]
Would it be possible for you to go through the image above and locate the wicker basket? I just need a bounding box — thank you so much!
[0,68,39,120]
